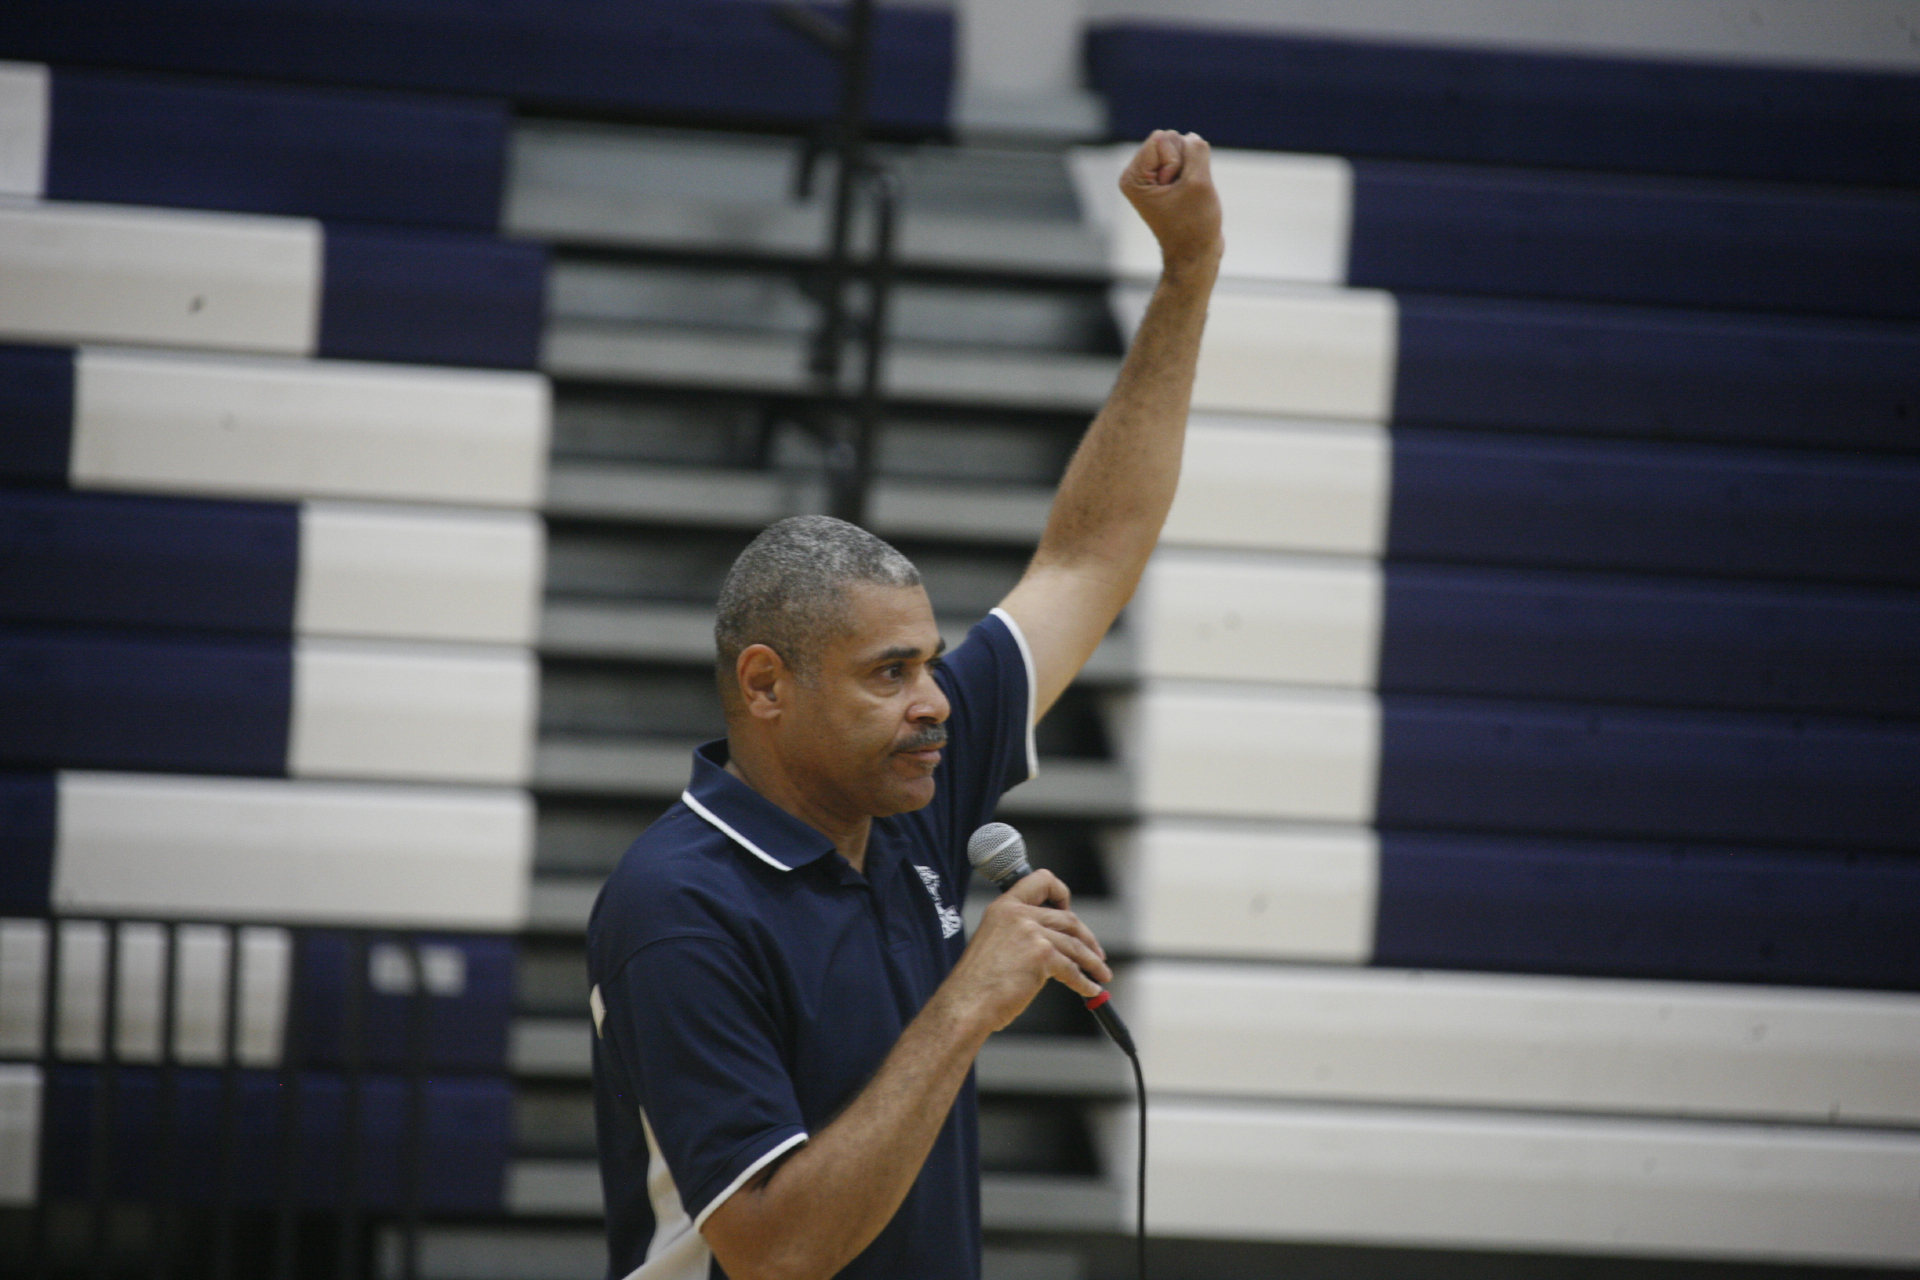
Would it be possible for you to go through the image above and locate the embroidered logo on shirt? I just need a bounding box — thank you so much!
[914,864,964,938]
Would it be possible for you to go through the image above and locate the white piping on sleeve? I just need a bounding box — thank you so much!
[683,789,792,871]
[691,1131,809,1231]
[990,607,1041,782]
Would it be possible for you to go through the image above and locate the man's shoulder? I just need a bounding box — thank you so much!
[587,803,756,973]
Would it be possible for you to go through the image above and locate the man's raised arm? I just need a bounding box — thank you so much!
[998,129,1224,718]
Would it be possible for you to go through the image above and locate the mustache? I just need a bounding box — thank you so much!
[896,726,949,752]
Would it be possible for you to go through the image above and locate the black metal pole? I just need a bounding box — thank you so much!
[832,167,899,525]
[273,931,306,1280]
[210,926,245,1280]
[398,939,430,1280]
[29,917,63,1280]
[87,921,122,1280]
[809,0,876,386]
[151,923,179,1280]
[335,933,367,1280]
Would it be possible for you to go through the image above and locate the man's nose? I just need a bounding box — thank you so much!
[912,670,951,722]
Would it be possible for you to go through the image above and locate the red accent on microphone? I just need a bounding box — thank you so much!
[1084,990,1112,1011]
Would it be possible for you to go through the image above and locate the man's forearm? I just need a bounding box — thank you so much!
[701,871,1109,1280]
[701,982,989,1280]
[1034,254,1220,578]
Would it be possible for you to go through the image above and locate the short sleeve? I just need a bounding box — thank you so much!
[914,607,1038,876]
[598,934,808,1228]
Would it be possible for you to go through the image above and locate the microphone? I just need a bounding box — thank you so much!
[966,822,1136,1057]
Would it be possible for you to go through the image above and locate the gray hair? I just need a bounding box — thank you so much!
[715,515,921,708]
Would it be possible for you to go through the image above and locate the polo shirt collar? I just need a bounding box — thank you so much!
[682,739,839,873]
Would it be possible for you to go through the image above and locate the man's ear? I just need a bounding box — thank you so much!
[736,644,787,721]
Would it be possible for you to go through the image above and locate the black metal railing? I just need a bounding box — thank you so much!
[775,0,899,526]
[5,917,459,1280]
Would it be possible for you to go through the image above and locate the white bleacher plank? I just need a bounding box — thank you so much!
[1124,962,1920,1126]
[290,639,538,786]
[297,503,545,645]
[1136,550,1381,687]
[52,772,532,929]
[0,199,319,353]
[0,920,287,1066]
[0,63,48,198]
[1116,683,1379,822]
[1161,415,1390,555]
[1112,283,1396,421]
[0,1064,37,1207]
[1111,1099,1920,1267]
[1111,820,1376,962]
[73,347,550,506]
[1071,144,1351,285]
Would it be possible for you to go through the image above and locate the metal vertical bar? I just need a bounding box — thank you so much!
[210,925,245,1280]
[809,0,874,384]
[272,930,305,1280]
[397,939,430,1280]
[836,167,898,526]
[28,916,63,1280]
[335,932,368,1280]
[150,922,179,1280]
[87,920,122,1280]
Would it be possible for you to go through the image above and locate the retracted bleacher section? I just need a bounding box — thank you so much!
[1078,27,1920,1272]
[0,51,545,1271]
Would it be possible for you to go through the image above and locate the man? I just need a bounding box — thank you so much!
[587,129,1223,1280]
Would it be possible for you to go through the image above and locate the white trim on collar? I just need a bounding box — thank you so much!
[682,788,794,871]
[989,606,1041,782]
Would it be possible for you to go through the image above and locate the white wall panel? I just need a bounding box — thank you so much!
[297,503,545,645]
[0,1064,37,1207]
[1113,820,1376,961]
[1117,683,1378,821]
[1136,550,1380,686]
[1112,1100,1920,1266]
[1124,962,1920,1125]
[1161,415,1389,555]
[53,772,532,929]
[1115,283,1395,420]
[289,639,538,785]
[0,199,319,353]
[0,920,287,1066]
[0,63,47,198]
[1071,144,1351,285]
[72,347,550,507]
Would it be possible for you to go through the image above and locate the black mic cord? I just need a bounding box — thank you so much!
[967,823,1147,1280]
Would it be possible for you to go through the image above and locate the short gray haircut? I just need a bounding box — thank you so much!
[715,515,921,707]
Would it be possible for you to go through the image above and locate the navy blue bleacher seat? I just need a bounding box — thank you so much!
[47,67,510,230]
[1378,564,1920,718]
[0,347,75,485]
[43,1065,512,1212]
[291,932,515,1073]
[0,0,953,133]
[1375,832,1920,991]
[1392,295,1920,452]
[1377,696,1920,852]
[1384,427,1920,587]
[0,489,299,635]
[1088,23,1920,187]
[1349,161,1920,321]
[0,772,56,915]
[0,625,291,776]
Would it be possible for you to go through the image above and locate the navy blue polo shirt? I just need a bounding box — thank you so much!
[587,608,1039,1280]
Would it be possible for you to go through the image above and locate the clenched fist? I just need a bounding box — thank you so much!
[1120,129,1224,274]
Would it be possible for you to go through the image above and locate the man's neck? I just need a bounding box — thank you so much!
[724,748,873,875]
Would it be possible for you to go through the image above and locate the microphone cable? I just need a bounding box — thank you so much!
[968,823,1148,1280]
[1125,1026,1147,1280]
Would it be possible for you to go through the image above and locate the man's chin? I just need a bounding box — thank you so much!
[872,775,937,816]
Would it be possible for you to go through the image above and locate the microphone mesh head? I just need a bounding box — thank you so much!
[967,822,1031,888]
